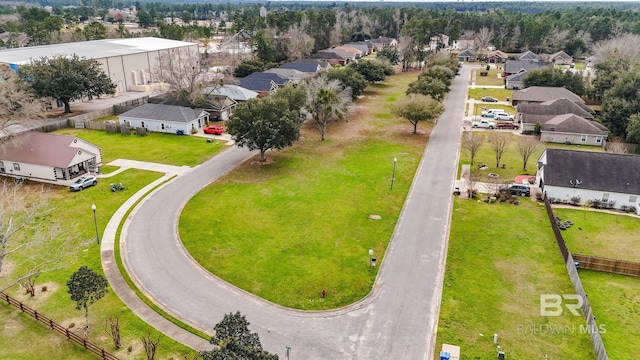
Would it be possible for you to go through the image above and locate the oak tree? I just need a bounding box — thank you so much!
[67,266,108,338]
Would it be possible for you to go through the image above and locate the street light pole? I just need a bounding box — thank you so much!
[390,157,397,190]
[91,204,100,245]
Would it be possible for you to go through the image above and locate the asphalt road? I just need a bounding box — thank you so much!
[122,65,471,359]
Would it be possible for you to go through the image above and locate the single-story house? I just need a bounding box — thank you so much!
[342,42,369,56]
[511,86,584,107]
[280,62,323,74]
[517,97,594,129]
[312,50,352,66]
[505,70,528,90]
[212,84,259,102]
[457,49,477,62]
[244,72,290,87]
[237,78,278,97]
[370,36,398,50]
[118,103,208,134]
[201,95,237,121]
[519,51,540,62]
[264,68,308,85]
[452,35,474,50]
[546,50,573,65]
[334,46,363,59]
[0,131,101,185]
[536,149,640,215]
[539,114,608,147]
[502,60,553,79]
[486,50,508,63]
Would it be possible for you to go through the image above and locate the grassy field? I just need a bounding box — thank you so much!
[54,128,226,166]
[180,71,427,310]
[436,198,595,359]
[0,170,197,359]
[578,271,640,359]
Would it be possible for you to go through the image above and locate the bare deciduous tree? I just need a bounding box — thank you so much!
[0,181,83,294]
[0,65,41,136]
[516,136,541,170]
[281,23,315,61]
[462,131,484,166]
[592,34,640,67]
[488,132,510,168]
[474,27,494,51]
[142,331,161,360]
[105,316,122,349]
[303,73,352,141]
[155,48,221,108]
[397,35,415,71]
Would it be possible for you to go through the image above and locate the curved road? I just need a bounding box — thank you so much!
[122,65,470,359]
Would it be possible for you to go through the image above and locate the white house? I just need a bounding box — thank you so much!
[118,103,209,134]
[536,149,640,215]
[0,132,101,185]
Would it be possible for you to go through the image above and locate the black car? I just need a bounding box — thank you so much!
[502,184,530,197]
[481,96,499,102]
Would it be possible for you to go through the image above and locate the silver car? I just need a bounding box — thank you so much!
[70,175,97,191]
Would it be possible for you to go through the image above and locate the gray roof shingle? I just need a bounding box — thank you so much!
[504,60,553,74]
[543,149,640,194]
[119,103,205,122]
[541,114,608,134]
[512,86,584,104]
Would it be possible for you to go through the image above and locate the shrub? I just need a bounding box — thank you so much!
[569,196,581,206]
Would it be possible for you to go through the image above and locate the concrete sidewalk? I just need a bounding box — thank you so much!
[98,160,212,351]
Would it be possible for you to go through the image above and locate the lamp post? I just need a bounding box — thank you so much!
[390,157,397,190]
[91,204,100,245]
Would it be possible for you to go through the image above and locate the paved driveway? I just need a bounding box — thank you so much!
[120,65,471,359]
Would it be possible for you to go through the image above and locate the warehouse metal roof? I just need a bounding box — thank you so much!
[0,37,196,65]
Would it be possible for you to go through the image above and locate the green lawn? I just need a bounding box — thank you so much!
[578,271,640,360]
[474,68,505,86]
[469,88,513,102]
[54,128,226,166]
[436,198,595,359]
[0,170,197,359]
[180,71,425,310]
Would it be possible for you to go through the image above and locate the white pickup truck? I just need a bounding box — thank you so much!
[472,119,496,129]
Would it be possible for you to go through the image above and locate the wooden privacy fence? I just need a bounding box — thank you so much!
[0,292,119,360]
[573,254,640,277]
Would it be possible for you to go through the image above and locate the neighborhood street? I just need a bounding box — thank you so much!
[119,65,471,359]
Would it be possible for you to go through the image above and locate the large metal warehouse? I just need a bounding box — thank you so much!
[0,37,198,94]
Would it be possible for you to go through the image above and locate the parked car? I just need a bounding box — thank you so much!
[481,108,505,117]
[481,96,498,102]
[70,175,97,192]
[203,126,224,135]
[496,122,519,130]
[472,120,495,129]
[501,183,530,197]
[493,112,515,121]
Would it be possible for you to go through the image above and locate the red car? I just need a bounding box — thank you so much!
[203,126,224,135]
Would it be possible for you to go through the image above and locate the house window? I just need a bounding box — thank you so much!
[602,193,610,201]
[13,163,20,171]
[630,196,638,203]
[596,136,603,144]
[580,134,587,142]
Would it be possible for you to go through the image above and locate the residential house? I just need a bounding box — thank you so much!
[334,46,363,59]
[264,68,308,85]
[370,36,398,50]
[244,72,290,88]
[457,49,477,62]
[540,114,608,147]
[503,60,553,79]
[0,131,101,185]
[149,94,237,122]
[452,35,474,50]
[428,34,450,51]
[293,58,332,70]
[312,50,352,66]
[212,84,258,102]
[237,78,278,97]
[280,62,323,74]
[118,103,208,134]
[546,50,573,65]
[512,86,584,106]
[517,97,594,131]
[343,42,369,56]
[505,70,529,90]
[536,149,640,215]
[519,51,540,61]
[486,50,508,64]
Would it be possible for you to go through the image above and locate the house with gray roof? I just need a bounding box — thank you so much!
[343,42,369,56]
[212,84,258,102]
[370,36,398,50]
[312,50,352,66]
[237,78,278,97]
[118,103,208,134]
[457,49,476,62]
[264,68,308,85]
[539,114,608,147]
[519,51,540,61]
[503,60,553,79]
[280,62,323,74]
[244,72,290,87]
[536,149,640,214]
[546,50,573,65]
[517,98,594,128]
[511,86,584,106]
[0,131,101,185]
[505,70,529,90]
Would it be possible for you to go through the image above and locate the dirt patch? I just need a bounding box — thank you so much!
[12,281,60,307]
